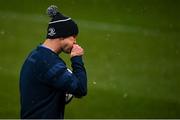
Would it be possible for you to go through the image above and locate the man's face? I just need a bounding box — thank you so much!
[61,36,77,54]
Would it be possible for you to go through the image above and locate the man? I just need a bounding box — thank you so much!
[19,5,87,119]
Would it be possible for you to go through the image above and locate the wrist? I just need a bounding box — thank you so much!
[71,56,83,63]
[70,54,82,58]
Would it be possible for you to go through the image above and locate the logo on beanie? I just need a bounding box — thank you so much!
[48,28,56,36]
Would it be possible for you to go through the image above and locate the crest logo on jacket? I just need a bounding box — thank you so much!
[48,28,56,36]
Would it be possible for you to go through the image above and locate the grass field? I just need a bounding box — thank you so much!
[0,0,180,118]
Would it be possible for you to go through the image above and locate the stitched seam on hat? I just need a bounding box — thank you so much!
[49,18,71,24]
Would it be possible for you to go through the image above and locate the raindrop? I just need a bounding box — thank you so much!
[123,93,128,98]
[169,23,173,28]
[93,81,97,85]
[106,33,111,37]
[105,33,111,41]
[176,50,179,54]
[0,30,5,35]
[127,8,132,13]
[71,0,75,5]
[143,31,149,36]
[117,52,121,56]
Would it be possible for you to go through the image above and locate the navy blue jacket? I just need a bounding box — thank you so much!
[20,45,87,119]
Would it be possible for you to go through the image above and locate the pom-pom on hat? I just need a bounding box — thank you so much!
[46,5,79,39]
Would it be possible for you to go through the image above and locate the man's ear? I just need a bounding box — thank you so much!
[58,38,64,44]
[73,35,77,39]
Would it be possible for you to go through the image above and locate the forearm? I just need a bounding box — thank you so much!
[71,56,87,97]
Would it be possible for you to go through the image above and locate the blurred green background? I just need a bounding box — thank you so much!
[0,0,180,118]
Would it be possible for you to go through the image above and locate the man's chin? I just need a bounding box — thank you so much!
[64,51,71,54]
[62,48,72,54]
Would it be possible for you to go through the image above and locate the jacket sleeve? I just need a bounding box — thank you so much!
[42,56,87,98]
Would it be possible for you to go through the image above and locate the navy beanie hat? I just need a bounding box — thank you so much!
[46,5,79,39]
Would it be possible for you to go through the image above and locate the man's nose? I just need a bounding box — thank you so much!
[74,40,77,44]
